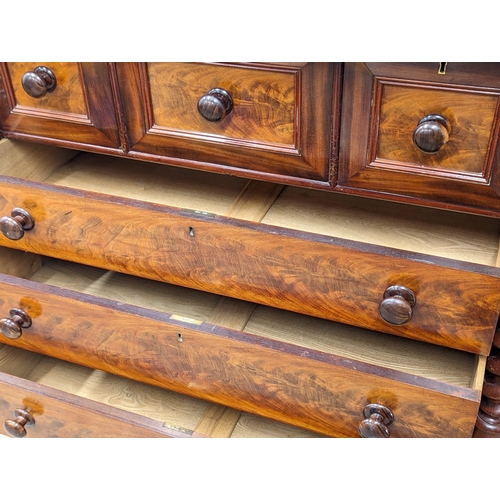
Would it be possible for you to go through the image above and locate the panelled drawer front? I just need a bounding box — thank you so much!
[0,271,482,438]
[0,63,121,148]
[338,63,500,216]
[1,177,500,354]
[117,62,337,183]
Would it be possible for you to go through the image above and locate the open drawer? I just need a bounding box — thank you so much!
[1,138,500,354]
[0,344,323,438]
[0,249,487,437]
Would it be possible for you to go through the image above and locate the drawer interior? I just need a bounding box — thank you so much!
[0,248,484,392]
[1,138,499,265]
[0,343,321,438]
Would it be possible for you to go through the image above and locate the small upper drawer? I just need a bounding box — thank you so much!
[0,344,320,438]
[0,63,121,149]
[1,138,500,354]
[117,62,338,184]
[338,63,500,216]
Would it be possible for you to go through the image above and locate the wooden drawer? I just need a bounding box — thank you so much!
[116,62,338,184]
[338,62,500,216]
[0,63,121,149]
[0,252,486,438]
[0,344,321,438]
[1,139,500,354]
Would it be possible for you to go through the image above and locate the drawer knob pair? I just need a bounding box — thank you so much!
[4,408,35,438]
[198,88,233,122]
[21,66,57,99]
[413,114,451,154]
[359,403,394,438]
[0,308,32,339]
[0,208,35,240]
[379,285,416,325]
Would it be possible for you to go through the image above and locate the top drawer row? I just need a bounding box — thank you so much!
[1,62,500,216]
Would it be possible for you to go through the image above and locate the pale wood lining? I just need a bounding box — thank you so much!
[0,248,44,279]
[472,355,488,391]
[243,306,476,388]
[262,187,500,266]
[231,412,322,438]
[46,152,251,216]
[31,260,220,322]
[0,138,78,181]
[0,344,44,379]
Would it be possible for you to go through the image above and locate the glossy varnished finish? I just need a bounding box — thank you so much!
[0,372,185,438]
[0,177,500,353]
[338,63,500,216]
[0,274,483,437]
[0,63,121,149]
[116,62,338,184]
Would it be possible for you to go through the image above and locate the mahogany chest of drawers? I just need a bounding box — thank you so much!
[0,62,499,438]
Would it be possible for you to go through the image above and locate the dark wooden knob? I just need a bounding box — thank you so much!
[0,208,35,240]
[0,308,32,340]
[379,285,416,325]
[21,66,57,98]
[358,403,394,438]
[413,114,451,154]
[197,88,233,122]
[4,408,35,438]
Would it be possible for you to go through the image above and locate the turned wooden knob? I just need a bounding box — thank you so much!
[359,403,394,438]
[4,408,35,438]
[21,66,57,99]
[0,208,35,240]
[197,88,233,122]
[413,114,451,154]
[0,308,32,340]
[379,285,416,325]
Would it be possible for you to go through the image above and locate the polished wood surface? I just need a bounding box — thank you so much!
[338,62,500,216]
[1,172,499,353]
[1,62,500,438]
[116,62,338,183]
[0,63,121,148]
[0,267,483,437]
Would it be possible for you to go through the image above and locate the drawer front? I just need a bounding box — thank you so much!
[117,62,337,183]
[1,178,500,354]
[0,63,121,149]
[338,63,500,216]
[0,372,179,438]
[0,273,482,438]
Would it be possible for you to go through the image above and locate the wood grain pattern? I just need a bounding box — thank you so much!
[7,63,87,115]
[375,85,498,174]
[0,63,121,148]
[116,62,337,182]
[0,272,482,437]
[338,62,500,217]
[148,63,296,146]
[1,176,499,354]
[0,369,187,438]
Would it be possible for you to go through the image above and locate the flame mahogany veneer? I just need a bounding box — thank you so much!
[0,62,500,438]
